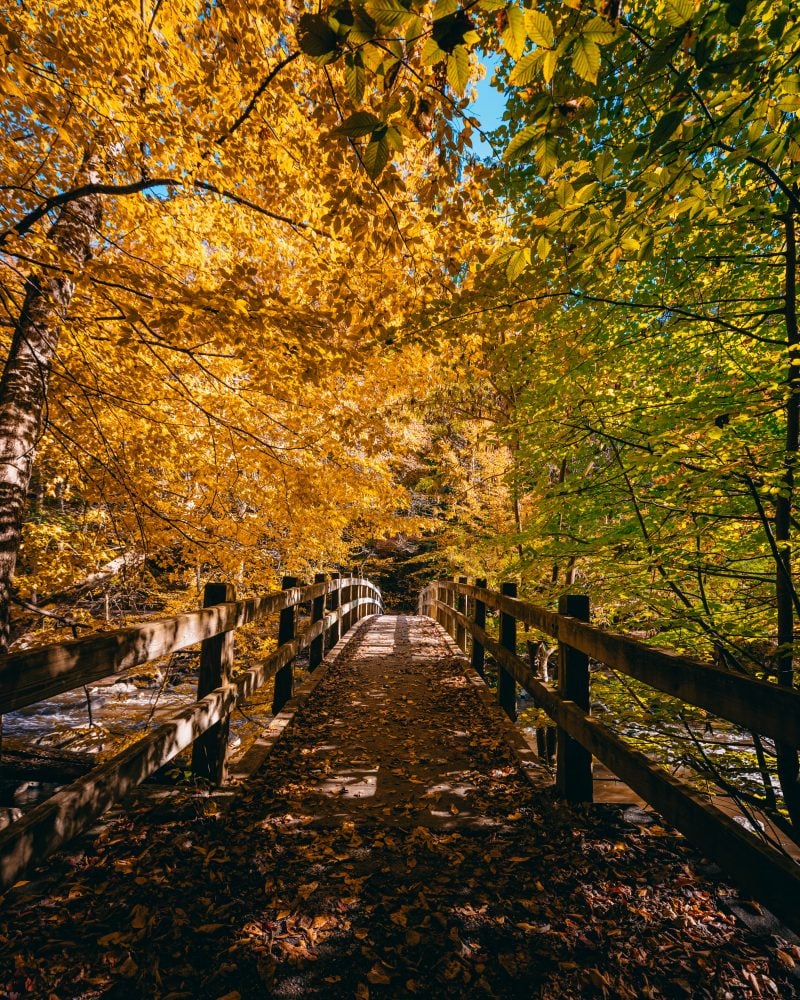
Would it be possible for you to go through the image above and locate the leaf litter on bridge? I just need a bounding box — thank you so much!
[0,615,796,998]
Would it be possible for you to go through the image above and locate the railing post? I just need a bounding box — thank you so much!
[444,577,454,636]
[348,569,356,631]
[310,572,326,670]
[556,593,592,802]
[340,572,350,634]
[328,572,341,648]
[471,577,486,678]
[272,575,298,714]
[498,581,517,720]
[455,576,467,652]
[191,582,236,784]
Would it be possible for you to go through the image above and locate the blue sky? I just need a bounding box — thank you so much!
[467,52,506,160]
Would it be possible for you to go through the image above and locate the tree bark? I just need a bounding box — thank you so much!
[775,208,800,829]
[0,156,102,651]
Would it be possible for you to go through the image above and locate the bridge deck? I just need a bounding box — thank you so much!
[0,616,793,997]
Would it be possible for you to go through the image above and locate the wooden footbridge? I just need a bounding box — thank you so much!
[0,575,799,996]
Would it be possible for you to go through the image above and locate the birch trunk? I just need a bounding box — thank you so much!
[0,158,102,650]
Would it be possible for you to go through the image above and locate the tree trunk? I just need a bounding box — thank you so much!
[0,157,102,651]
[775,208,800,829]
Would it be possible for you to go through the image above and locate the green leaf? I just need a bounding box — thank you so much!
[556,178,574,208]
[433,0,459,19]
[509,52,541,87]
[664,0,694,27]
[446,45,471,95]
[572,36,600,82]
[364,0,414,28]
[478,0,504,9]
[542,48,559,83]
[344,58,365,104]
[349,5,378,43]
[502,5,527,61]
[386,125,404,152]
[421,37,444,66]
[643,29,684,74]
[536,234,551,260]
[525,10,554,48]
[485,244,515,269]
[506,247,531,282]
[404,14,425,44]
[536,134,558,174]
[364,133,390,177]
[334,111,385,137]
[650,108,683,146]
[595,149,614,180]
[297,14,339,61]
[503,123,540,163]
[583,15,615,44]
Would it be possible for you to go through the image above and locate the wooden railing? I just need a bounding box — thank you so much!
[419,577,800,932]
[0,574,382,889]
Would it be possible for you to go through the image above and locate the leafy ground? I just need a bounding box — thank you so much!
[0,616,797,998]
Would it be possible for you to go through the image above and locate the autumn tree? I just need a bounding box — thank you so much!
[0,0,485,642]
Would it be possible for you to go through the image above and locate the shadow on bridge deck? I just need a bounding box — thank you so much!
[0,615,795,998]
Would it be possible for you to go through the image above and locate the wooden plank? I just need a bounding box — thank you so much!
[557,594,592,803]
[455,577,467,651]
[557,616,800,747]
[456,584,560,635]
[434,600,800,932]
[0,580,332,716]
[272,576,298,714]
[191,582,236,785]
[0,594,371,890]
[498,582,517,721]
[327,573,341,649]
[310,573,326,670]
[471,578,486,679]
[448,584,800,746]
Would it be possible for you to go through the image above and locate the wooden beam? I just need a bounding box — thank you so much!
[446,584,800,746]
[309,573,326,670]
[191,582,236,785]
[557,594,592,803]
[272,576,298,714]
[455,577,467,652]
[327,573,341,649]
[498,582,517,721]
[0,580,332,716]
[471,578,486,679]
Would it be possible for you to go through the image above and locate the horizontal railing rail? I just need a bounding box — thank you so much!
[0,574,382,890]
[0,576,380,715]
[424,581,800,745]
[419,578,800,932]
